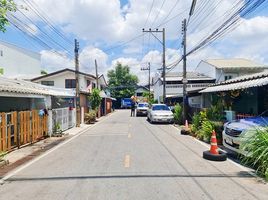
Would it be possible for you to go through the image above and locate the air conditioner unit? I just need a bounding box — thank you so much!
[224,110,236,122]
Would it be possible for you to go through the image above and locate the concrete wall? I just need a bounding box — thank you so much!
[0,41,41,78]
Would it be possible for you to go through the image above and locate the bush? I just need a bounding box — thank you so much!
[173,104,182,124]
[89,89,102,111]
[206,101,224,121]
[191,112,201,134]
[85,110,97,124]
[240,127,268,180]
[198,120,214,142]
[190,109,224,143]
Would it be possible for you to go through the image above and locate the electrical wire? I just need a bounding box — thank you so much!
[144,0,156,27]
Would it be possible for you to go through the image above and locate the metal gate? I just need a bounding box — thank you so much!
[52,107,75,132]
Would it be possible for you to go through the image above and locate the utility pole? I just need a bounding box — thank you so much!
[74,39,80,127]
[142,28,166,103]
[181,0,197,122]
[94,59,99,89]
[182,19,187,122]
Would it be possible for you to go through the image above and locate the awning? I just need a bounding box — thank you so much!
[200,77,268,93]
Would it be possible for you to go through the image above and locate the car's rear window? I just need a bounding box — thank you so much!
[138,103,148,107]
[152,105,170,111]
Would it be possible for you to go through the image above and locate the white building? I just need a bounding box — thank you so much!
[195,58,268,83]
[153,71,215,105]
[31,68,108,114]
[0,41,41,79]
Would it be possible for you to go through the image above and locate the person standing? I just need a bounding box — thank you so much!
[130,96,136,117]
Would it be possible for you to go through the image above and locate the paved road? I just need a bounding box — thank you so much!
[1,110,268,200]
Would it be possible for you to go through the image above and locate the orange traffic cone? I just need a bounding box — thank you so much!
[210,130,219,155]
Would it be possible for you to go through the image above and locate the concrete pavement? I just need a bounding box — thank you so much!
[0,110,267,200]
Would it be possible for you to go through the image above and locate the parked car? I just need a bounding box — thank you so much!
[223,114,268,154]
[136,102,149,116]
[147,104,174,123]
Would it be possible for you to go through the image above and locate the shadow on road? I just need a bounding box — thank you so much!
[6,172,254,182]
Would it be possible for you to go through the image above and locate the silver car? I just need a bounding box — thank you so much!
[136,102,149,116]
[147,104,174,123]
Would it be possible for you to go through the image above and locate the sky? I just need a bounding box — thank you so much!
[1,0,268,84]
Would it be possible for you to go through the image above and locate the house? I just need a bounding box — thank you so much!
[195,58,268,83]
[200,71,268,118]
[135,85,149,102]
[0,41,41,80]
[0,76,75,141]
[31,68,109,117]
[153,71,215,106]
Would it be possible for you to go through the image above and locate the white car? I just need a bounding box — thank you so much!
[136,102,149,116]
[223,116,268,154]
[147,104,174,123]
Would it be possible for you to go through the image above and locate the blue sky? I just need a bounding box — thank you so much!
[1,0,268,84]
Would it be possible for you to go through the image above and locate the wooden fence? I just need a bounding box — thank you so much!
[0,110,48,152]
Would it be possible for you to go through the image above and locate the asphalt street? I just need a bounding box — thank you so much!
[0,110,268,200]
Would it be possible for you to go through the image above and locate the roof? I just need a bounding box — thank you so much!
[161,72,215,81]
[0,76,75,97]
[203,58,268,70]
[200,71,268,93]
[31,68,96,81]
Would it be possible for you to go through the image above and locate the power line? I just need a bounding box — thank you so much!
[157,0,181,28]
[151,0,167,27]
[144,0,156,27]
[22,0,73,46]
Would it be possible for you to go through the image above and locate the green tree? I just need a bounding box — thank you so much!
[89,88,102,111]
[142,91,154,104]
[0,0,16,32]
[107,62,138,98]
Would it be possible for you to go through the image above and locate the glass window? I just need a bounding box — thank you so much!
[41,81,54,86]
[152,105,170,111]
[138,103,149,107]
[65,79,76,88]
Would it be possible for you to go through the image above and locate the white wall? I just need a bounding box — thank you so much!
[0,41,41,78]
[33,71,97,92]
[195,61,216,79]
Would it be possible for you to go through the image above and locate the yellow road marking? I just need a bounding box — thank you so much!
[128,133,132,138]
[124,155,130,168]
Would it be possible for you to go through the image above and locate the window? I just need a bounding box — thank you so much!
[65,79,76,88]
[224,75,233,81]
[41,81,54,86]
[92,82,96,89]
[87,80,91,87]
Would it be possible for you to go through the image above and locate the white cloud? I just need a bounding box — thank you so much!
[40,50,73,72]
[33,0,268,83]
[79,46,108,75]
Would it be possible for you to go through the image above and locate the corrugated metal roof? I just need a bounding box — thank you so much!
[200,71,268,93]
[200,77,268,93]
[204,58,268,69]
[0,76,75,97]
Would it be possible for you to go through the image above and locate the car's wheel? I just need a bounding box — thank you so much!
[203,150,227,161]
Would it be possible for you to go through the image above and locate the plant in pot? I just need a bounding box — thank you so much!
[53,122,62,137]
